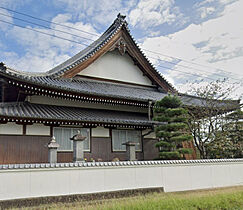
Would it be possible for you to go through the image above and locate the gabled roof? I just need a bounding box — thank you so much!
[0,14,176,93]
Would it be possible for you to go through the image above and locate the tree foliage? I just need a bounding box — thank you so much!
[153,95,193,160]
[186,80,242,159]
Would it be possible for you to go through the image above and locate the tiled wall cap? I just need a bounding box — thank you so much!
[1,159,243,170]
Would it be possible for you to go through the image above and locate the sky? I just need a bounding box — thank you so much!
[0,0,242,99]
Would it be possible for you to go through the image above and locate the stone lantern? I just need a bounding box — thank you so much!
[70,130,86,163]
[48,136,59,164]
[122,141,138,161]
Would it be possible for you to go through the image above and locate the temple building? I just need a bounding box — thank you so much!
[0,14,237,164]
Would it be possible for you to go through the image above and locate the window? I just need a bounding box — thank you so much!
[53,127,90,151]
[112,129,142,151]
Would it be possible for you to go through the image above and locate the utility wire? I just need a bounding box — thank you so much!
[141,48,243,78]
[147,55,242,82]
[0,19,89,47]
[0,12,95,41]
[1,6,242,78]
[155,63,234,82]
[0,6,99,37]
[0,17,242,85]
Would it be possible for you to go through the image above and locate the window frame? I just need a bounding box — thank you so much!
[53,126,91,152]
[111,129,142,152]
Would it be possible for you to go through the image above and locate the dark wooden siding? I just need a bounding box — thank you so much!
[57,137,144,163]
[0,135,50,164]
[1,136,195,164]
[143,138,159,160]
[57,152,72,163]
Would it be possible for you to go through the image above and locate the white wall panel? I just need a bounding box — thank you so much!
[78,50,153,86]
[26,124,50,136]
[92,127,110,137]
[0,123,22,135]
[142,129,157,139]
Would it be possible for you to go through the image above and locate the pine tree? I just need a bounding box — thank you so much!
[153,95,193,160]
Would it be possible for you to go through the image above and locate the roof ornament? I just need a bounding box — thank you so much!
[115,13,127,26]
[0,62,6,72]
[109,38,127,55]
[117,13,126,20]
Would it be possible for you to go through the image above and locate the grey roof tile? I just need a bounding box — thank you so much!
[0,102,153,126]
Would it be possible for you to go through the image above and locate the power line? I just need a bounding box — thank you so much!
[154,63,237,83]
[1,6,242,78]
[141,48,243,78]
[0,19,89,47]
[0,6,99,37]
[146,55,243,82]
[0,15,242,85]
[0,12,95,42]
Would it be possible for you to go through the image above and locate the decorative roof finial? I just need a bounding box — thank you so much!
[0,62,6,71]
[117,13,126,20]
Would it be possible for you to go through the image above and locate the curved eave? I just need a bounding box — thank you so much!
[0,71,154,107]
[0,102,155,128]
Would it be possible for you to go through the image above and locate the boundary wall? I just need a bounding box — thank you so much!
[0,159,243,201]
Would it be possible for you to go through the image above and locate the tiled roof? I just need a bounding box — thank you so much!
[0,102,153,126]
[1,66,239,108]
[6,73,168,102]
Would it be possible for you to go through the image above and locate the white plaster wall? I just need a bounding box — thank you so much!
[142,129,157,139]
[92,127,110,137]
[0,162,243,201]
[28,95,147,113]
[0,123,22,135]
[78,50,153,86]
[26,124,50,136]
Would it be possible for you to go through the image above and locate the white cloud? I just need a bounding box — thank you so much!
[141,0,243,99]
[2,13,98,72]
[142,1,243,99]
[194,0,238,20]
[0,9,13,31]
[0,0,31,8]
[54,0,134,27]
[198,7,215,19]
[128,0,182,29]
